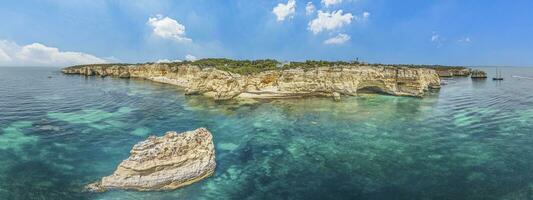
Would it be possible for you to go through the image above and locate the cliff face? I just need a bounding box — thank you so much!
[62,63,441,100]
[86,128,216,192]
[435,68,471,77]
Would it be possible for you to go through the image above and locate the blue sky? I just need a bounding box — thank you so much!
[1,0,533,67]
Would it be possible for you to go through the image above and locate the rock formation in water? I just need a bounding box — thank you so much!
[435,68,471,77]
[471,69,488,79]
[86,128,216,192]
[63,62,441,100]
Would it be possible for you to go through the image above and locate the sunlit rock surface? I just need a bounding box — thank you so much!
[86,128,216,192]
[436,68,471,77]
[62,63,441,99]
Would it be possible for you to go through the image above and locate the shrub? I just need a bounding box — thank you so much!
[66,58,468,75]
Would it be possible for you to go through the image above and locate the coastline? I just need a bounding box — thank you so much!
[62,61,442,100]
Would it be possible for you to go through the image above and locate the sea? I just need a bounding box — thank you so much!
[1,66,533,200]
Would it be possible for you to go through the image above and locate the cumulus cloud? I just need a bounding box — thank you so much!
[0,40,108,66]
[147,15,192,42]
[306,2,316,15]
[321,0,342,7]
[272,0,296,21]
[185,54,197,61]
[0,48,11,62]
[0,40,18,63]
[308,10,353,34]
[324,33,351,45]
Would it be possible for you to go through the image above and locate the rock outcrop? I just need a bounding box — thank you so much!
[471,70,488,79]
[62,63,441,100]
[435,68,471,77]
[86,128,216,192]
[332,92,341,101]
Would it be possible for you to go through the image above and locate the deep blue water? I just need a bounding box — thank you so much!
[1,67,533,200]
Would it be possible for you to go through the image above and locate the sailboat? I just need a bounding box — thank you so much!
[493,68,504,80]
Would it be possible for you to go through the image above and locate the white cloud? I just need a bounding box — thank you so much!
[306,2,316,15]
[431,32,445,47]
[324,33,351,45]
[0,40,17,62]
[272,0,296,21]
[308,10,353,34]
[360,11,370,21]
[0,40,108,66]
[458,37,472,43]
[156,59,182,63]
[147,15,192,42]
[431,33,441,42]
[185,54,197,61]
[0,48,11,62]
[321,0,342,7]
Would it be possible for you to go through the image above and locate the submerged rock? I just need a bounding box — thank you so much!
[471,70,488,79]
[86,128,216,192]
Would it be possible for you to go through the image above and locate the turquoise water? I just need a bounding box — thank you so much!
[1,67,533,200]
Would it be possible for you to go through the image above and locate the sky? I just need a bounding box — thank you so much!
[1,0,533,67]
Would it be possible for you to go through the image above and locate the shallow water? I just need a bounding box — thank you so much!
[1,67,533,200]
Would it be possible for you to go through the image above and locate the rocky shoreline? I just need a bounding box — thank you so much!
[435,68,472,77]
[434,67,490,79]
[86,128,216,192]
[62,62,442,100]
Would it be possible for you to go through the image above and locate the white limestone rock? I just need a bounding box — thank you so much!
[86,128,216,192]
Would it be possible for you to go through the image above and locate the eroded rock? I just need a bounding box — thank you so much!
[86,128,216,192]
[63,63,441,99]
[332,92,341,101]
[435,68,471,77]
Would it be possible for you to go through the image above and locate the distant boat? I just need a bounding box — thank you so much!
[493,68,504,81]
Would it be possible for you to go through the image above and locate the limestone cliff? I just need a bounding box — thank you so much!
[62,63,441,100]
[86,128,216,192]
[435,68,471,77]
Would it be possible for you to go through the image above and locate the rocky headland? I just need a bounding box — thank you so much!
[434,67,472,77]
[62,59,442,100]
[432,66,490,79]
[86,128,216,192]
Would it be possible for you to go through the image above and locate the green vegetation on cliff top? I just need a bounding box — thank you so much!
[67,58,468,75]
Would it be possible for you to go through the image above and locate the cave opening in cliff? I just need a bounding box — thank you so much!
[357,86,389,95]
